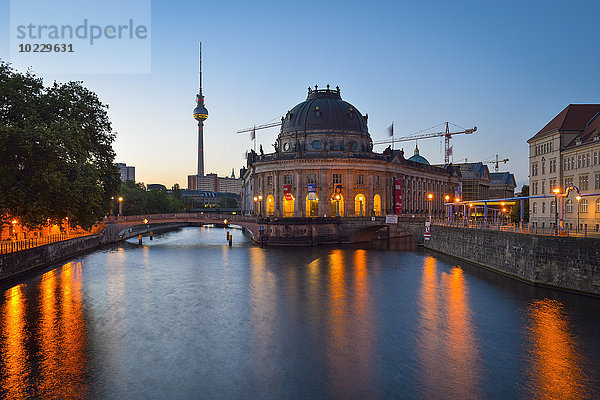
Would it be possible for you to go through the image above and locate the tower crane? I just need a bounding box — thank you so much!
[374,122,477,163]
[237,119,282,151]
[486,154,509,172]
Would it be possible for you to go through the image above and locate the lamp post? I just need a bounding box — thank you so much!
[118,197,123,217]
[258,195,263,217]
[445,195,450,223]
[427,193,433,223]
[358,195,364,217]
[335,194,341,217]
[454,197,460,225]
[576,195,581,233]
[253,196,258,216]
[552,187,560,235]
[469,203,473,226]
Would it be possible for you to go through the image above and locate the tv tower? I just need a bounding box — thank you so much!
[193,42,208,176]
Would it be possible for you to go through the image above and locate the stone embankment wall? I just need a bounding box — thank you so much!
[425,225,600,296]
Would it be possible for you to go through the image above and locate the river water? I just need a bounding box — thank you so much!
[1,226,599,399]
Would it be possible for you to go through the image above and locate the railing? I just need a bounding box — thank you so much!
[435,219,600,238]
[0,225,104,255]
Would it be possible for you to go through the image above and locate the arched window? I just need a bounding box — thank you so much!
[532,202,537,214]
[305,194,318,217]
[354,194,366,216]
[331,194,344,217]
[373,194,382,216]
[266,195,275,216]
[283,196,295,217]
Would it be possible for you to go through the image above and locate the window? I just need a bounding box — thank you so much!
[596,199,600,212]
[566,200,573,213]
[564,159,568,171]
[533,202,537,214]
[587,154,591,167]
[595,151,599,165]
[332,174,342,184]
[375,175,380,186]
[356,174,364,185]
[580,199,588,213]
[551,201,556,214]
[541,181,545,194]
[565,177,573,189]
[541,162,545,175]
[267,176,273,186]
[542,202,546,214]
[307,174,317,184]
[284,174,293,185]
[578,155,582,168]
[579,175,589,191]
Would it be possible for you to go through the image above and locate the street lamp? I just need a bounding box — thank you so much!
[445,195,450,222]
[335,194,341,217]
[258,195,263,217]
[552,187,560,235]
[358,195,364,216]
[427,193,433,223]
[253,196,258,216]
[118,196,124,217]
[576,195,581,233]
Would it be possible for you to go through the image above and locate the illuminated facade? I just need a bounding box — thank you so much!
[528,104,600,232]
[241,86,460,217]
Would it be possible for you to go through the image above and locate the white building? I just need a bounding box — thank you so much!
[528,104,600,232]
[116,163,135,182]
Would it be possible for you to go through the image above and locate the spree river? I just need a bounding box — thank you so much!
[1,227,599,399]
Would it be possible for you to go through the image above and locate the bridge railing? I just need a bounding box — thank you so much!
[0,224,104,255]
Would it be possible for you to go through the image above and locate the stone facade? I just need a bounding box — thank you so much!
[241,86,460,217]
[425,225,600,295]
[528,104,600,233]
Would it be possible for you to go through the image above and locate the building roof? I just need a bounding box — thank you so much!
[490,172,516,188]
[527,104,600,143]
[564,111,600,150]
[457,162,491,181]
[280,86,369,138]
[407,144,430,165]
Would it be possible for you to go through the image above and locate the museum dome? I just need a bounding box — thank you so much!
[276,85,372,154]
[407,144,430,165]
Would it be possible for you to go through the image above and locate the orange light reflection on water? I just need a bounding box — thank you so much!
[525,298,588,400]
[1,284,30,400]
[418,258,480,399]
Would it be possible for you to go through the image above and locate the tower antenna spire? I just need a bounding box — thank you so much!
[193,42,209,176]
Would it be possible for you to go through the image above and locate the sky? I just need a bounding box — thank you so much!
[1,0,600,189]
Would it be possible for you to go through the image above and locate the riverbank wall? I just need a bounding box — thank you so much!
[425,225,600,296]
[0,223,187,283]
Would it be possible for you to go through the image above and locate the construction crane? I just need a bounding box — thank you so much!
[486,154,509,172]
[374,122,477,163]
[237,119,282,151]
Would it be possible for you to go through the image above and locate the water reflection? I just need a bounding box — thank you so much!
[1,284,30,399]
[1,261,87,399]
[525,298,588,399]
[418,257,480,399]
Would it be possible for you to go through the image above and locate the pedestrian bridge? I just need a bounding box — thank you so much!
[108,213,425,246]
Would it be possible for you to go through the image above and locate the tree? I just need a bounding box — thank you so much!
[218,196,238,208]
[118,181,183,215]
[0,61,120,229]
[510,185,529,223]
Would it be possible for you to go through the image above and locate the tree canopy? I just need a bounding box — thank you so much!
[119,181,183,215]
[0,61,120,229]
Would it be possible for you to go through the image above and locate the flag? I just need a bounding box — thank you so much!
[447,145,453,157]
[387,122,394,136]
[250,128,256,141]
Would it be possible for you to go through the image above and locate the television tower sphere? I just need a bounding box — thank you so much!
[193,103,208,121]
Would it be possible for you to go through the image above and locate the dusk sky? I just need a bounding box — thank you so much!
[2,0,599,189]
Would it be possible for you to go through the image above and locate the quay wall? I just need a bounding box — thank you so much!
[425,225,600,296]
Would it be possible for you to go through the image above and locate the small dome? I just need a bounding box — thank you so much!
[408,144,430,165]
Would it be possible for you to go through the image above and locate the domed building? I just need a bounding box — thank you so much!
[241,86,460,218]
